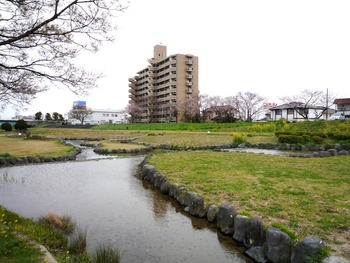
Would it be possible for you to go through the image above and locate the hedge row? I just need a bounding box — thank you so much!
[276,131,350,144]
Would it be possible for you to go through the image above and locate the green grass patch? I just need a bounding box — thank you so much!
[148,151,350,255]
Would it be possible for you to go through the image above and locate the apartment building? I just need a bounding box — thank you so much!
[128,45,199,123]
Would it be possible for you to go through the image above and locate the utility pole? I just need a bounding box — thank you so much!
[326,88,329,120]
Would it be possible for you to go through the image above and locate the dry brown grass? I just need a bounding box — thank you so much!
[0,136,75,157]
[39,212,76,234]
[90,140,149,150]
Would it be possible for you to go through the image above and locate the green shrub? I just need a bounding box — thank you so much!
[331,132,350,141]
[231,133,246,144]
[278,135,305,144]
[14,119,28,130]
[312,136,324,144]
[1,122,12,131]
[90,245,120,263]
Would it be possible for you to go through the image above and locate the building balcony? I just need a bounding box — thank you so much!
[186,74,192,79]
[186,82,193,86]
[128,88,136,95]
[186,60,193,65]
[128,83,135,88]
[186,88,193,94]
[128,78,137,84]
[186,67,193,72]
[129,94,135,100]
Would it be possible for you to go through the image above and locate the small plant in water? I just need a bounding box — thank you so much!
[90,244,120,263]
[68,227,87,254]
[39,212,76,235]
[0,172,18,183]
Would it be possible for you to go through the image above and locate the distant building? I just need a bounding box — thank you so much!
[84,109,127,125]
[334,98,350,118]
[270,102,334,121]
[128,45,199,123]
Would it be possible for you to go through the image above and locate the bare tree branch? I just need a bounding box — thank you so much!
[0,0,128,111]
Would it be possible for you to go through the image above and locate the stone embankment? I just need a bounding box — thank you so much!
[0,148,82,167]
[140,163,350,263]
[146,142,350,157]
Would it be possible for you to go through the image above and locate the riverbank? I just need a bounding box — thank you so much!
[0,123,349,261]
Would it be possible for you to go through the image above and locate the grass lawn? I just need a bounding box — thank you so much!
[89,140,149,150]
[0,137,75,158]
[148,151,350,258]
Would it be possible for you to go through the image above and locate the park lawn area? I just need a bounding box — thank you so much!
[134,132,277,147]
[0,136,75,157]
[148,151,350,257]
[89,140,149,150]
[29,127,278,146]
[28,127,136,139]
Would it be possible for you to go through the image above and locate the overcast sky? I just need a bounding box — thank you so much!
[2,0,350,119]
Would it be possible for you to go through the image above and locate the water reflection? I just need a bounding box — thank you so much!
[0,158,251,263]
[226,148,312,156]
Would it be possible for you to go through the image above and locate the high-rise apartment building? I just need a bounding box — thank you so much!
[128,45,199,123]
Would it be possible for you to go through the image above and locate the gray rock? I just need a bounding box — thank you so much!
[338,150,349,156]
[327,149,338,156]
[258,143,265,149]
[176,186,188,205]
[244,216,264,248]
[319,151,331,157]
[322,256,350,263]
[183,191,197,207]
[150,171,161,185]
[169,183,179,198]
[245,246,267,263]
[340,144,350,151]
[291,237,326,263]
[325,144,335,150]
[233,215,249,243]
[207,205,219,222]
[0,157,6,166]
[160,178,171,194]
[189,195,207,218]
[266,227,291,263]
[313,152,320,157]
[141,164,154,180]
[217,203,237,235]
[154,173,165,188]
[6,157,17,165]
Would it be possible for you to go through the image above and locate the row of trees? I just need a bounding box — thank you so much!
[126,91,268,123]
[35,112,65,122]
[33,107,94,124]
[125,89,336,123]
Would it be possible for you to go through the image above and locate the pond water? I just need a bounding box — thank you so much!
[0,156,252,263]
[225,148,312,157]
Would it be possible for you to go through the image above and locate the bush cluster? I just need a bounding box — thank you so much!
[1,122,12,131]
[276,131,350,144]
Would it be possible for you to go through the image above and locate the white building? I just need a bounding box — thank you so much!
[269,103,334,121]
[85,109,128,125]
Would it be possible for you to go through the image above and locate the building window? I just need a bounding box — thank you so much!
[276,109,282,115]
[103,114,105,117]
[287,109,293,115]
